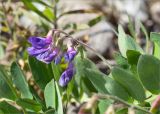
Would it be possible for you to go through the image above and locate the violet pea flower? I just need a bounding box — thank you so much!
[64,47,77,62]
[27,36,58,64]
[59,63,75,87]
[54,52,63,65]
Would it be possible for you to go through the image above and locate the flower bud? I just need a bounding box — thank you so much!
[64,47,77,62]
[59,63,75,87]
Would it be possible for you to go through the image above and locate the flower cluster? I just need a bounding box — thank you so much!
[27,30,77,87]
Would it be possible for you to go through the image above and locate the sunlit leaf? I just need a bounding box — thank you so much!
[118,25,144,57]
[21,0,51,22]
[44,79,63,114]
[43,8,55,21]
[150,32,160,59]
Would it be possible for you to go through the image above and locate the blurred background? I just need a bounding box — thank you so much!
[0,0,160,75]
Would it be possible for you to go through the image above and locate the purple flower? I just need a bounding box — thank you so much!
[54,52,63,65]
[27,36,58,64]
[64,47,77,62]
[59,63,75,87]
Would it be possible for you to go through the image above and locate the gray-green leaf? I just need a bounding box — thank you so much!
[138,55,160,94]
[118,25,143,57]
[112,67,146,101]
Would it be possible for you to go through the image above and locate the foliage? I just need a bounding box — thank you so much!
[0,0,160,114]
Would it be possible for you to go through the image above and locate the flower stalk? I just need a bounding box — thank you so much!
[51,29,112,69]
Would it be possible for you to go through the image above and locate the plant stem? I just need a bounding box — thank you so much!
[52,29,112,69]
[146,38,150,54]
[53,0,58,29]
[96,93,152,114]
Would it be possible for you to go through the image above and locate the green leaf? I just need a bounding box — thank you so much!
[139,21,149,41]
[11,62,33,99]
[75,56,97,75]
[126,50,141,65]
[137,55,160,94]
[154,43,160,59]
[0,110,4,114]
[32,0,53,8]
[150,32,160,42]
[21,0,51,22]
[44,79,56,109]
[0,101,21,114]
[51,63,62,81]
[16,98,42,112]
[75,56,98,94]
[44,79,63,114]
[114,52,129,69]
[43,8,55,21]
[28,56,54,90]
[88,16,102,27]
[139,21,149,53]
[0,66,17,100]
[86,69,130,100]
[112,67,146,101]
[55,82,63,114]
[44,109,57,114]
[29,86,46,111]
[105,76,130,101]
[66,78,74,101]
[128,16,136,39]
[85,69,108,94]
[150,32,160,59]
[98,100,113,114]
[0,44,4,59]
[118,25,144,57]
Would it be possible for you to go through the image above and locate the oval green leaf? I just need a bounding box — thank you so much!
[112,67,146,101]
[138,55,160,94]
[118,25,144,57]
[11,62,32,99]
[28,56,54,90]
[86,69,130,100]
[44,79,63,114]
[0,66,17,100]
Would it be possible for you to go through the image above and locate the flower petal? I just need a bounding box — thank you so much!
[28,36,52,48]
[64,47,77,62]
[54,52,63,65]
[27,47,48,56]
[59,63,75,87]
[36,49,58,64]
